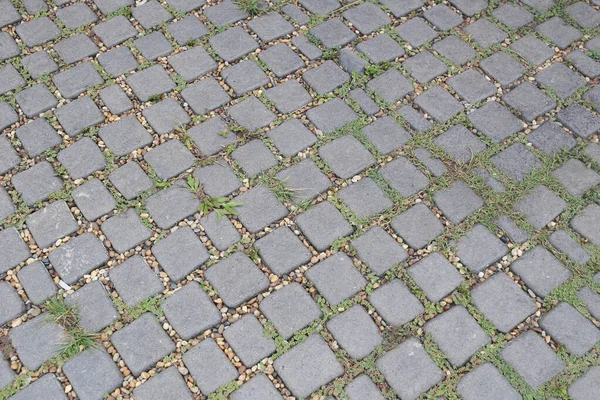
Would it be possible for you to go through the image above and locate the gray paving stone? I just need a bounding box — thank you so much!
[496,215,529,244]
[101,208,152,254]
[567,49,600,78]
[193,161,241,198]
[434,180,484,224]
[396,17,438,48]
[381,156,429,197]
[0,32,20,61]
[167,16,208,46]
[501,331,565,389]
[456,224,507,272]
[343,2,389,34]
[233,186,289,234]
[63,348,123,400]
[587,142,600,165]
[327,305,381,359]
[510,34,554,66]
[0,227,30,274]
[54,34,99,65]
[391,203,444,249]
[126,65,176,102]
[553,159,600,197]
[231,374,283,400]
[15,83,57,118]
[98,47,138,77]
[109,162,153,201]
[414,86,464,123]
[132,0,172,29]
[135,32,172,61]
[181,78,229,115]
[66,280,118,332]
[511,246,571,298]
[415,148,446,177]
[100,117,153,157]
[93,0,134,15]
[10,313,69,370]
[255,227,311,275]
[224,314,276,367]
[310,19,356,48]
[58,137,106,180]
[265,80,311,114]
[435,125,486,163]
[200,212,240,251]
[0,359,13,391]
[274,334,344,399]
[480,52,525,88]
[183,338,239,395]
[0,64,24,95]
[205,252,269,307]
[112,313,176,377]
[188,116,236,156]
[231,139,277,176]
[457,363,522,400]
[303,60,349,96]
[377,337,444,400]
[296,201,353,251]
[550,230,590,265]
[16,17,60,47]
[578,286,600,321]
[449,0,487,16]
[350,88,379,116]
[345,375,384,400]
[143,98,191,135]
[282,4,309,25]
[432,35,476,66]
[204,0,248,27]
[471,272,537,333]
[259,43,305,78]
[567,1,600,29]
[319,135,375,179]
[56,3,97,29]
[50,233,108,285]
[404,51,447,84]
[100,84,133,115]
[475,168,506,193]
[356,33,405,64]
[424,3,463,31]
[52,62,104,100]
[352,226,407,276]
[56,95,105,137]
[0,0,21,28]
[152,226,209,282]
[515,185,567,230]
[9,374,66,400]
[0,281,25,326]
[27,201,78,250]
[18,261,55,306]
[291,35,323,60]
[557,104,600,139]
[248,12,294,42]
[540,302,599,356]
[339,177,391,219]
[12,161,63,206]
[0,186,15,221]
[275,158,330,204]
[133,366,193,400]
[306,252,366,305]
[408,252,464,302]
[110,255,163,306]
[521,0,554,12]
[228,96,275,131]
[15,118,61,158]
[536,17,582,50]
[492,143,542,182]
[569,366,600,400]
[162,281,220,340]
[448,68,496,103]
[166,0,205,13]
[210,26,259,63]
[146,185,200,230]
[464,18,508,48]
[536,63,585,100]
[369,279,424,326]
[21,50,57,79]
[367,68,414,104]
[571,204,600,247]
[307,97,358,133]
[0,101,18,131]
[144,140,195,180]
[529,121,576,155]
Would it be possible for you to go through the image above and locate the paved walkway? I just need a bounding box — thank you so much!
[0,0,600,399]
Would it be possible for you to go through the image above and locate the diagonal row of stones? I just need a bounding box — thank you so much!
[0,0,599,399]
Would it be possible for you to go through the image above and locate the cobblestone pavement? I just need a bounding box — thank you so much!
[1,0,600,399]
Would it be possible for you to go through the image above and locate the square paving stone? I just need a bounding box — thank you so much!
[132,0,172,29]
[567,1,600,29]
[345,375,385,400]
[267,119,316,157]
[265,80,311,114]
[369,278,424,326]
[9,374,66,400]
[296,201,353,251]
[0,0,20,28]
[93,15,137,48]
[380,157,429,198]
[259,43,305,79]
[571,203,600,247]
[274,334,344,399]
[356,33,405,64]
[231,139,277,176]
[501,331,565,389]
[248,12,294,42]
[403,51,447,84]
[496,215,529,244]
[144,140,195,180]
[255,227,311,275]
[549,230,590,265]
[231,374,282,400]
[142,98,191,135]
[0,64,24,95]
[457,363,522,400]
[327,305,381,359]
[181,78,229,115]
[54,34,99,65]
[18,261,56,306]
[233,186,289,234]
[205,252,269,308]
[223,314,276,367]
[424,3,463,30]
[0,187,15,221]
[222,61,270,96]
[49,233,109,285]
[299,0,339,14]
[56,3,97,29]
[110,255,163,306]
[15,118,61,158]
[351,88,379,116]
[63,348,123,400]
[319,135,375,179]
[55,95,105,137]
[391,203,444,249]
[306,253,366,305]
[10,314,69,370]
[93,0,134,15]
[377,337,444,400]
[352,226,408,276]
[339,177,392,220]
[152,226,209,282]
[260,282,321,339]
[511,246,571,298]
[306,97,358,133]
[536,17,582,50]
[98,47,139,77]
[57,137,106,180]
[162,281,220,340]
[396,17,438,48]
[587,142,600,164]
[414,86,464,123]
[109,162,153,201]
[66,280,118,332]
[229,96,277,132]
[509,34,554,66]
[553,159,600,197]
[99,84,133,115]
[16,17,60,47]
[62,188,101,230]
[566,49,600,78]
[133,366,193,400]
[167,15,208,46]
[408,252,464,302]
[12,161,63,206]
[536,63,585,100]
[101,208,152,254]
[425,306,490,366]
[464,18,508,48]
[135,32,172,61]
[112,313,176,377]
[0,101,18,131]
[540,302,600,356]
[275,158,331,204]
[432,35,476,66]
[530,121,578,155]
[146,185,200,230]
[449,0,487,16]
[126,65,176,102]
[27,201,78,250]
[183,338,238,396]
[283,3,309,24]
[569,366,600,400]
[0,359,13,391]
[493,3,533,30]
[210,26,259,63]
[303,60,349,95]
[0,281,25,326]
[557,104,600,139]
[366,68,414,104]
[343,2,390,34]
[435,125,486,163]
[448,69,496,103]
[188,116,236,156]
[492,143,542,182]
[433,180,484,224]
[200,212,240,251]
[480,52,525,88]
[204,0,248,27]
[456,224,507,272]
[100,117,153,157]
[515,185,567,230]
[310,19,356,49]
[165,0,205,12]
[15,83,57,118]
[471,272,537,333]
[194,158,241,195]
[53,62,104,100]
[0,133,19,175]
